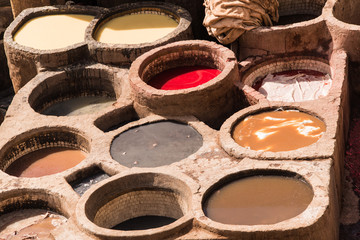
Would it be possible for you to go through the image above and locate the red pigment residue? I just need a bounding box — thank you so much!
[147,66,221,90]
[252,69,326,91]
[345,100,360,196]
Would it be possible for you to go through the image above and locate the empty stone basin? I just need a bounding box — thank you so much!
[76,172,193,239]
[0,127,89,178]
[87,1,192,66]
[241,56,331,103]
[110,121,202,168]
[275,0,324,25]
[203,171,313,225]
[231,109,325,152]
[29,66,118,117]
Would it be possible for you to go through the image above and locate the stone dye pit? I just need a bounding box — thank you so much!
[87,2,193,66]
[5,147,86,178]
[13,14,94,50]
[110,120,203,168]
[203,172,313,225]
[94,12,178,45]
[253,70,332,102]
[129,40,244,129]
[147,66,221,90]
[0,0,357,239]
[231,110,326,152]
[4,5,103,93]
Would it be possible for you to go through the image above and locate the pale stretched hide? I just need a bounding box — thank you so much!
[203,0,279,44]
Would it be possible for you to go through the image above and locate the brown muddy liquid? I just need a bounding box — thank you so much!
[204,175,313,225]
[232,110,325,152]
[6,214,65,240]
[6,147,87,178]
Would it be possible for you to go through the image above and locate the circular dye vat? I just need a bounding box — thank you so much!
[5,147,87,178]
[111,121,202,167]
[112,216,176,231]
[147,66,221,90]
[203,175,313,225]
[0,209,66,240]
[41,95,115,116]
[253,70,332,102]
[14,14,94,50]
[95,12,178,44]
[77,173,192,239]
[232,110,325,152]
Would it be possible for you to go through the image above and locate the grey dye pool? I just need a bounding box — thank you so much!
[41,96,115,116]
[110,121,203,167]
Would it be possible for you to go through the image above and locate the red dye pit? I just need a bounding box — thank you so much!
[147,66,221,90]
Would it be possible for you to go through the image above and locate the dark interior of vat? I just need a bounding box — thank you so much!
[333,0,360,25]
[112,215,176,230]
[0,199,55,216]
[94,105,140,132]
[0,129,90,176]
[68,166,110,196]
[202,169,314,225]
[275,0,325,25]
[28,72,118,116]
[110,120,203,168]
[0,190,66,217]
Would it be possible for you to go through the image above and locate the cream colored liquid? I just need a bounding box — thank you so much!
[14,14,94,50]
[95,13,178,44]
[232,110,326,152]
